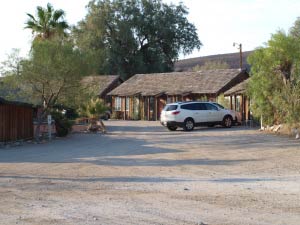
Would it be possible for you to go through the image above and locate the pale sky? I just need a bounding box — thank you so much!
[0,0,300,63]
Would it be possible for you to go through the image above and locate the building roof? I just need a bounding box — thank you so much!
[224,79,249,96]
[81,75,122,98]
[108,69,248,97]
[0,97,33,107]
[175,51,253,72]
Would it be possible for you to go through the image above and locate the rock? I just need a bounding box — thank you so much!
[93,217,98,221]
[88,119,106,133]
[184,187,189,191]
[291,128,299,139]
[259,126,265,131]
[197,222,208,225]
[291,128,298,135]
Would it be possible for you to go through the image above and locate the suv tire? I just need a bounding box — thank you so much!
[223,115,233,128]
[184,118,194,131]
[167,125,177,131]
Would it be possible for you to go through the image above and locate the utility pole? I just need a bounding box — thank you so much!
[233,42,243,70]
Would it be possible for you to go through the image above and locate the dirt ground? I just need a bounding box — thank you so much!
[0,120,300,225]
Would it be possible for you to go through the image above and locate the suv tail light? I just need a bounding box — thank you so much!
[172,111,180,115]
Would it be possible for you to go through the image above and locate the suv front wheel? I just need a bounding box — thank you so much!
[223,115,233,128]
[184,118,194,131]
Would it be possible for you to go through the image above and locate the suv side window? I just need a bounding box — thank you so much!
[195,103,206,110]
[205,103,218,111]
[181,103,197,110]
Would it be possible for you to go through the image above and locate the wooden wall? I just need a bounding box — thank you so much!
[0,104,33,142]
[111,94,217,121]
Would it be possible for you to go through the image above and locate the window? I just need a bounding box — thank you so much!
[212,102,225,109]
[195,103,206,110]
[181,103,197,110]
[164,105,178,111]
[115,97,122,111]
[205,103,218,111]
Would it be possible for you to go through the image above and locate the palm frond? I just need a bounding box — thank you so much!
[53,9,65,21]
[58,21,69,30]
[26,13,37,22]
[24,21,43,32]
[37,6,46,26]
[26,3,69,39]
[47,3,53,13]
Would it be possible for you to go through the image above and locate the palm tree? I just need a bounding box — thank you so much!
[25,3,69,40]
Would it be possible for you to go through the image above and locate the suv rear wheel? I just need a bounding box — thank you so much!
[184,118,194,131]
[167,125,177,131]
[223,115,233,128]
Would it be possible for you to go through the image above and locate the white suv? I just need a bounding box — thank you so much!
[160,101,238,131]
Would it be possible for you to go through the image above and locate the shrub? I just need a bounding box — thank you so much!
[51,111,74,137]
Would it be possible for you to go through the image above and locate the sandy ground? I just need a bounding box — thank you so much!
[0,120,300,225]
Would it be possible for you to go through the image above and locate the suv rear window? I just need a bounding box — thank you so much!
[164,105,178,111]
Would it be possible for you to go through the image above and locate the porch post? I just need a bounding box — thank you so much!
[234,95,237,111]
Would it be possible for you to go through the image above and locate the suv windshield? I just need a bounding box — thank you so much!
[164,105,178,111]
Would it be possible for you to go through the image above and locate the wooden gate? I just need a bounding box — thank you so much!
[0,103,33,142]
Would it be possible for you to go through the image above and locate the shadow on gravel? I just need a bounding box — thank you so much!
[107,124,255,134]
[0,175,194,183]
[81,158,259,167]
[107,125,166,133]
[211,178,277,183]
[0,134,184,164]
[0,122,297,165]
[0,175,286,184]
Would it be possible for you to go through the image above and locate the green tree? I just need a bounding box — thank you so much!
[25,3,69,40]
[248,28,300,126]
[289,17,300,38]
[0,49,30,101]
[72,0,201,79]
[21,39,92,140]
[79,98,108,119]
[0,49,23,76]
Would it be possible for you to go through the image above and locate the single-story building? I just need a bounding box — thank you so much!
[224,79,250,122]
[81,75,123,109]
[108,69,249,120]
[0,97,34,142]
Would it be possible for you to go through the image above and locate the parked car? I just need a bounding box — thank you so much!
[160,101,239,131]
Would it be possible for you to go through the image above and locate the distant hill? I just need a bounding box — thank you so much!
[174,51,254,72]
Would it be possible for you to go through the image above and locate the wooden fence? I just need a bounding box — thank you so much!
[0,103,33,142]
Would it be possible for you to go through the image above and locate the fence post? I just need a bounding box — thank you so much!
[47,115,52,141]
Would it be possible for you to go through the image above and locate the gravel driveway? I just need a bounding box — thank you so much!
[0,120,299,225]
